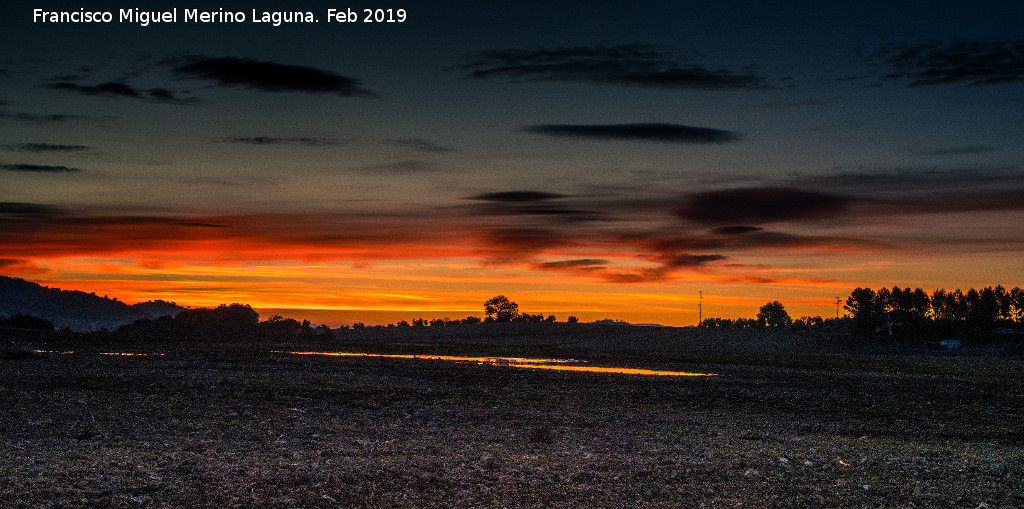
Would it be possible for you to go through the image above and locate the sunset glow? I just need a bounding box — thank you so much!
[2,2,1022,326]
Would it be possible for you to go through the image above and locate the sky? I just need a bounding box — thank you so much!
[1,1,1022,326]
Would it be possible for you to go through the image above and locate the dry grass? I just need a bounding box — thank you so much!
[2,327,1023,507]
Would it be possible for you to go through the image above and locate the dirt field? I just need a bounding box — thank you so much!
[3,326,1023,507]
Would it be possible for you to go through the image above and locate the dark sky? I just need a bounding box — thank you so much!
[2,1,1022,324]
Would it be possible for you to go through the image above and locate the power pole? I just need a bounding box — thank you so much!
[698,290,703,325]
[835,297,841,319]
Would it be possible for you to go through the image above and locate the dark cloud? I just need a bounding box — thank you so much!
[1,163,83,173]
[536,259,607,270]
[387,138,455,153]
[213,136,346,146]
[177,222,231,228]
[2,143,95,153]
[676,187,852,224]
[922,145,1006,156]
[44,81,198,103]
[665,254,727,267]
[173,56,375,97]
[712,225,763,235]
[355,161,448,174]
[455,44,773,90]
[0,109,90,122]
[0,202,68,219]
[468,191,568,202]
[524,123,739,144]
[792,166,1024,194]
[875,38,1024,87]
[739,99,834,110]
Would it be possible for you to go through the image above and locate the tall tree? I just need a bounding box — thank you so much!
[846,287,884,335]
[484,295,519,322]
[757,301,792,327]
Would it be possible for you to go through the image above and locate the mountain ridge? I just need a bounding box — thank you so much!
[0,276,185,331]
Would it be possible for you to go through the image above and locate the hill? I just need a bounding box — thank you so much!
[0,276,185,331]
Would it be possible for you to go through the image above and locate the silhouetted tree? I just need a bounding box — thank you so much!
[757,301,792,327]
[566,316,579,324]
[1011,287,1024,322]
[846,287,884,335]
[878,286,931,338]
[484,295,519,322]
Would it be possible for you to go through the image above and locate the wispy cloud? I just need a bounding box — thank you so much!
[1,163,83,173]
[2,143,95,153]
[0,108,91,123]
[386,137,455,153]
[525,123,740,144]
[212,136,347,146]
[0,202,68,219]
[921,145,1006,156]
[173,56,375,97]
[353,160,453,174]
[456,44,773,90]
[44,81,198,104]
[468,191,568,202]
[874,38,1024,87]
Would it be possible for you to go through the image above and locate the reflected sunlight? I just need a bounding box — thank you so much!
[283,351,715,376]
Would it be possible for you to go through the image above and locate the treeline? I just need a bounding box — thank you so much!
[117,303,317,340]
[702,285,1024,344]
[845,286,1023,341]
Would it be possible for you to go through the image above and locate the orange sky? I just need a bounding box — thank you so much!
[2,2,1022,326]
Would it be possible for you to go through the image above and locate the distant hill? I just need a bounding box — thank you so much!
[0,276,186,331]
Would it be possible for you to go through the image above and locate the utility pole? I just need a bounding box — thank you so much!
[835,297,841,319]
[698,290,703,325]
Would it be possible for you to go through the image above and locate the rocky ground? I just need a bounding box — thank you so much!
[2,327,1023,507]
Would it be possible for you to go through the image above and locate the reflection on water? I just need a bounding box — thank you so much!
[284,351,715,377]
[100,352,165,357]
[32,350,163,357]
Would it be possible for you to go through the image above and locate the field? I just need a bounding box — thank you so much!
[3,324,1023,507]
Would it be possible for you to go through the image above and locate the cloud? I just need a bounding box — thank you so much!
[0,259,51,276]
[1,163,83,173]
[536,258,608,270]
[665,254,728,267]
[676,187,852,224]
[739,99,834,110]
[524,123,739,144]
[354,161,451,174]
[922,145,1006,156]
[213,136,347,146]
[172,56,375,97]
[465,190,604,223]
[711,226,763,235]
[455,44,773,90]
[387,138,455,153]
[468,191,568,202]
[791,166,1024,195]
[0,202,68,219]
[2,143,95,153]
[0,109,91,122]
[874,38,1024,87]
[44,81,198,103]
